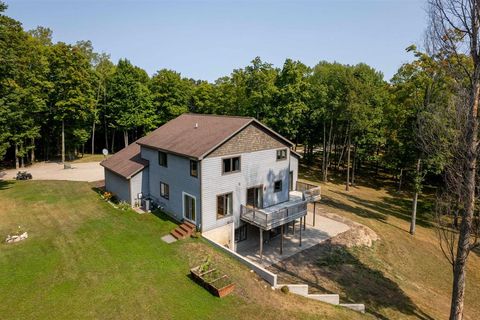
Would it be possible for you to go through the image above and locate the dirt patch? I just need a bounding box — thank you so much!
[0,162,103,182]
[319,211,379,248]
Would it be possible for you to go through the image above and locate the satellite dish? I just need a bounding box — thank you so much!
[102,148,109,156]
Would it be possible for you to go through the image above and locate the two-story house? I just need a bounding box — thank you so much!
[101,114,319,250]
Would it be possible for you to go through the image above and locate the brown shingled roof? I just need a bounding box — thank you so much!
[137,113,256,159]
[102,113,294,178]
[100,142,149,179]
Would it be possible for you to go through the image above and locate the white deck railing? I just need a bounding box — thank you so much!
[240,184,321,230]
[240,201,307,230]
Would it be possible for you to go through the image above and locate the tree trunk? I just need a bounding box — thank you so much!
[352,144,356,186]
[123,130,129,147]
[91,119,95,155]
[61,119,65,164]
[324,118,333,181]
[398,168,403,192]
[31,138,35,164]
[449,81,480,320]
[410,158,421,235]
[14,143,19,169]
[322,118,327,179]
[111,130,115,153]
[104,117,109,152]
[345,129,351,191]
[337,126,349,170]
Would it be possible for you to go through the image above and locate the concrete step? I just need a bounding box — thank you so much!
[339,304,365,313]
[307,294,339,305]
[276,284,309,296]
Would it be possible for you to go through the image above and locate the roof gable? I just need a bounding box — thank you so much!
[206,122,290,158]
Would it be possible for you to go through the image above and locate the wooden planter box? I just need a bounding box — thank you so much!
[190,266,235,298]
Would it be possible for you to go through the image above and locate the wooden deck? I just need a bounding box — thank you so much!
[240,186,321,231]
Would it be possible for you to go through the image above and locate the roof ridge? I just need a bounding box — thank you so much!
[183,113,254,120]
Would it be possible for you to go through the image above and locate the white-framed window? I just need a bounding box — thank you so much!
[160,181,169,199]
[276,149,287,161]
[217,192,233,219]
[222,156,240,174]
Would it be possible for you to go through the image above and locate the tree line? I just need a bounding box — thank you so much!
[0,2,417,185]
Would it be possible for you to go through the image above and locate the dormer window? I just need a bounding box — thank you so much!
[276,149,287,161]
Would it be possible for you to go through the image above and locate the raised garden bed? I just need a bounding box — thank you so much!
[190,265,235,298]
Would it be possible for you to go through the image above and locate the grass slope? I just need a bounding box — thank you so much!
[0,180,366,320]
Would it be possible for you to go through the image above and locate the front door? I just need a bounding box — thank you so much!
[183,193,196,223]
[246,186,263,209]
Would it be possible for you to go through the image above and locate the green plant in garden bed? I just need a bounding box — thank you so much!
[191,257,235,297]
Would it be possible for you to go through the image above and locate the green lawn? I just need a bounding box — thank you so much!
[71,154,107,163]
[0,180,366,320]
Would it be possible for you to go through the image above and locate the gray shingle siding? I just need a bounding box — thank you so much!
[141,146,201,225]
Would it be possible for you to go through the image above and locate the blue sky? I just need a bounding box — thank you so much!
[6,0,427,82]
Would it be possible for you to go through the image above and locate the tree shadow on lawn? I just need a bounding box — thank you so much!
[0,179,14,191]
[150,209,180,225]
[269,241,435,320]
[324,190,435,230]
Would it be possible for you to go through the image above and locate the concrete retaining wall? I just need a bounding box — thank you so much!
[202,223,234,249]
[203,234,277,286]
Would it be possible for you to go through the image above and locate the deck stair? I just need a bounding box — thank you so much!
[170,221,196,240]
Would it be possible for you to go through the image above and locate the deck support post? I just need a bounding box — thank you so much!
[299,218,302,247]
[293,220,296,235]
[313,202,316,226]
[303,214,306,230]
[280,225,284,255]
[259,228,263,261]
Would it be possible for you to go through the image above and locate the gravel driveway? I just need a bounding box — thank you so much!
[0,162,104,182]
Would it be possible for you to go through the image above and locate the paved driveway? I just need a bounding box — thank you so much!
[0,162,104,182]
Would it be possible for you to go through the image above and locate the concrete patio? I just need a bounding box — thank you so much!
[236,213,350,267]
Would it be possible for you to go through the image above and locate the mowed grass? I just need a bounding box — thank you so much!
[0,180,368,320]
[71,154,106,163]
[299,165,480,320]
